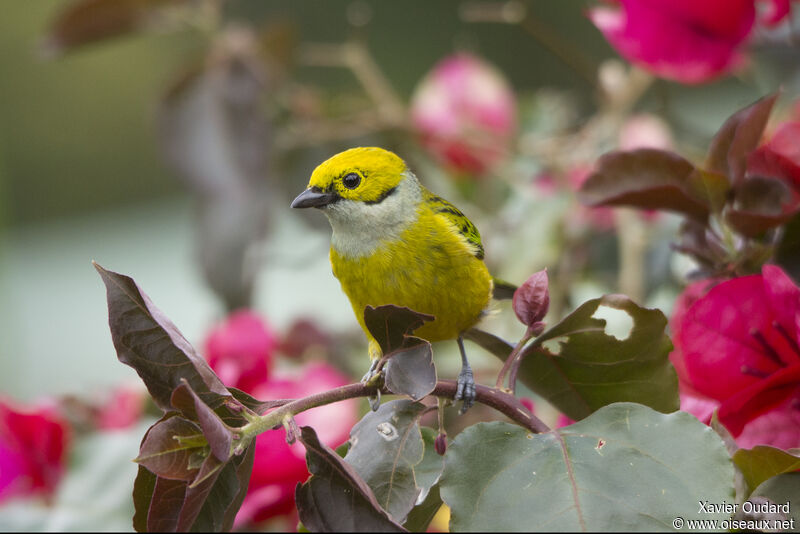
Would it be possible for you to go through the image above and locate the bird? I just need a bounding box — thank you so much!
[291,147,493,411]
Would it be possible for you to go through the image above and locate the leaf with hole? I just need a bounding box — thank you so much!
[344,400,427,523]
[473,295,678,421]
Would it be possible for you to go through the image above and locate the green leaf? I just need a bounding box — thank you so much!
[296,426,406,532]
[750,473,800,527]
[344,400,427,523]
[706,93,779,186]
[403,484,443,533]
[135,414,206,480]
[94,263,231,412]
[414,427,445,495]
[403,428,445,533]
[733,446,800,496]
[579,149,709,221]
[384,339,437,402]
[363,305,434,355]
[518,294,677,420]
[440,403,734,532]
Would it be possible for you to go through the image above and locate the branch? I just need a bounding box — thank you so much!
[235,379,550,448]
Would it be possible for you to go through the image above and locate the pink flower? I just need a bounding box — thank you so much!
[410,53,516,176]
[94,384,147,431]
[204,310,278,394]
[618,113,674,152]
[0,399,70,502]
[202,311,358,526]
[236,363,358,527]
[671,265,800,448]
[589,0,795,84]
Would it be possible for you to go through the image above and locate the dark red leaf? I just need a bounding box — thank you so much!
[295,426,406,532]
[135,415,206,480]
[363,305,434,355]
[725,176,800,237]
[132,465,158,532]
[42,0,182,57]
[94,263,231,412]
[579,149,709,220]
[706,93,779,186]
[170,382,233,463]
[147,476,187,532]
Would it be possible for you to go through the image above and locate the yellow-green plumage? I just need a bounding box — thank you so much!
[331,188,492,347]
[294,147,492,362]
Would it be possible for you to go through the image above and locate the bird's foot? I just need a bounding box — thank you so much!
[454,367,476,414]
[361,360,383,411]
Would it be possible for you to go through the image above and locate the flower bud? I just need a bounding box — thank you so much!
[410,53,516,176]
[434,432,448,456]
[512,269,550,329]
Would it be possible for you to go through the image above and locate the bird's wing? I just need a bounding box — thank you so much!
[424,191,485,260]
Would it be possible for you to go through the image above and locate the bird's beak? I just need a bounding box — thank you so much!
[290,188,339,209]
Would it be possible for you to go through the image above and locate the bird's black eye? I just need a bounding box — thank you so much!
[342,172,361,189]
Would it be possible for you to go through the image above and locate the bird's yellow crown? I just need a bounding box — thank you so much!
[308,147,409,203]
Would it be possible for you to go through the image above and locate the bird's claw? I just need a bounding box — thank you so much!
[361,362,383,387]
[368,389,382,412]
[362,360,383,411]
[454,367,476,414]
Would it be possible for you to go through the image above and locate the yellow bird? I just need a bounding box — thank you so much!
[291,147,493,410]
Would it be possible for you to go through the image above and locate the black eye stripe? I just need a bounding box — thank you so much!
[342,172,361,189]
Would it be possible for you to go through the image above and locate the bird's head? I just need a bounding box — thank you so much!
[291,147,412,208]
[292,146,421,219]
[291,147,423,254]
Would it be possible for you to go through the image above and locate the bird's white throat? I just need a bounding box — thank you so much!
[324,171,422,258]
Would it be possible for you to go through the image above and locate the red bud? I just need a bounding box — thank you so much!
[434,433,447,456]
[512,269,550,328]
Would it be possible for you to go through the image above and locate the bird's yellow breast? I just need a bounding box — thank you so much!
[330,206,492,347]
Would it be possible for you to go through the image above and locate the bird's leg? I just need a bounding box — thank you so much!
[454,335,476,414]
[362,340,384,411]
[360,358,383,411]
[361,357,381,384]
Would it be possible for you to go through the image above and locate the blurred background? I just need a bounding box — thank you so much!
[1,0,799,530]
